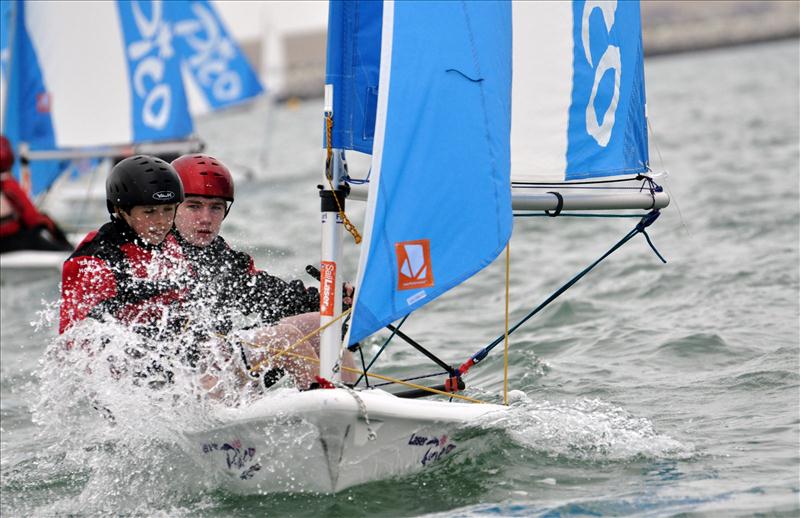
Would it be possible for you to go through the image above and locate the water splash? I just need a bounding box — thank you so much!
[476,395,694,462]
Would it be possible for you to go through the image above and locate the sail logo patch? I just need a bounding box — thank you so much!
[319,261,336,316]
[36,93,51,113]
[396,239,434,291]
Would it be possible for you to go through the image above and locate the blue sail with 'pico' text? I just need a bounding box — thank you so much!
[2,0,263,197]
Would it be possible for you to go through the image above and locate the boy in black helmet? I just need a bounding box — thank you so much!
[59,155,186,335]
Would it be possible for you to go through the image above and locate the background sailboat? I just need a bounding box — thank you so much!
[0,0,263,272]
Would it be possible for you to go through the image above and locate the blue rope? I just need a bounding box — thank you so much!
[465,210,666,367]
[344,169,371,185]
[514,213,644,218]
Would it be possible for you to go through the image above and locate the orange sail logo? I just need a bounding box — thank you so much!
[396,239,434,291]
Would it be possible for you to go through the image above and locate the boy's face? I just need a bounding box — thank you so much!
[174,195,227,247]
[122,204,177,245]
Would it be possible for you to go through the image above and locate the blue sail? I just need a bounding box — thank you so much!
[324,0,383,154]
[347,1,513,344]
[116,1,194,144]
[564,0,648,179]
[2,0,65,196]
[510,1,649,182]
[168,0,264,112]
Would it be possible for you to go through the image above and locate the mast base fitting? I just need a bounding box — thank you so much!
[319,187,350,212]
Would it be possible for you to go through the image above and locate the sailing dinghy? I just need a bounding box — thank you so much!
[0,0,262,275]
[191,0,669,494]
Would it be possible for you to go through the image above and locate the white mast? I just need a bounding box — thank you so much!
[318,84,345,382]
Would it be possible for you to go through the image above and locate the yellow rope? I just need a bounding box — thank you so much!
[503,241,510,406]
[325,112,362,244]
[216,308,352,375]
[276,349,489,404]
[222,311,490,404]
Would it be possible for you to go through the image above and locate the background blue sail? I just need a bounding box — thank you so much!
[325,0,383,154]
[116,1,194,144]
[564,0,649,179]
[2,0,65,196]
[347,1,513,344]
[168,0,264,111]
[1,1,263,197]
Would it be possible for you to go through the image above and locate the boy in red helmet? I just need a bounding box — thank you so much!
[0,135,72,253]
[170,154,355,390]
[170,153,324,326]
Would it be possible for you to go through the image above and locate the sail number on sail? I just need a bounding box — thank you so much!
[582,0,621,147]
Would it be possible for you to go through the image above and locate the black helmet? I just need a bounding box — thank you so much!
[106,155,184,213]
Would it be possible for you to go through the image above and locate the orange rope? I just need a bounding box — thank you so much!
[325,112,362,244]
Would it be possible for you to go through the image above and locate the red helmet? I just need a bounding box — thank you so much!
[170,154,234,201]
[0,135,14,172]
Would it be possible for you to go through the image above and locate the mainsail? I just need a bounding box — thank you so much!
[325,0,668,349]
[326,1,513,346]
[0,0,263,196]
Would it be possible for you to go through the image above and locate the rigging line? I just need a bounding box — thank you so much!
[514,213,644,218]
[503,242,510,406]
[278,350,486,404]
[355,314,409,387]
[370,370,449,387]
[228,308,353,376]
[512,185,654,191]
[511,175,647,186]
[464,210,665,369]
[357,345,371,388]
[325,112,362,243]
[646,118,690,237]
[512,184,648,190]
[385,323,458,376]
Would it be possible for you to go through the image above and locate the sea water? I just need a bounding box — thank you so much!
[1,40,798,517]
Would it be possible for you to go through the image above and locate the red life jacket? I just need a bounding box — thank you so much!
[0,172,51,234]
[60,218,188,335]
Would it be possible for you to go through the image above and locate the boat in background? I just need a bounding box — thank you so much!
[194,0,669,493]
[0,0,263,276]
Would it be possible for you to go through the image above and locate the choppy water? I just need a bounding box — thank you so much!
[1,40,798,517]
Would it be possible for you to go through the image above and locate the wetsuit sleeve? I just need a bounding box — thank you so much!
[238,271,320,324]
[59,256,117,334]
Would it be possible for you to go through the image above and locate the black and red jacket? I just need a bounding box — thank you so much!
[172,230,319,330]
[60,218,187,335]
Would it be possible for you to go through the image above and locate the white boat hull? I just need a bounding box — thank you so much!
[188,388,506,493]
[0,250,67,284]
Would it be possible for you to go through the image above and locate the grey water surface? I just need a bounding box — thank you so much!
[1,40,798,517]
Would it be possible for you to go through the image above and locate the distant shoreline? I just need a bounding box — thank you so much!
[641,0,799,59]
[645,33,799,59]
